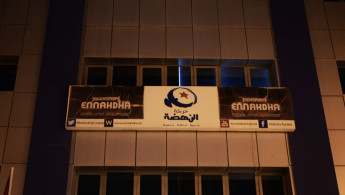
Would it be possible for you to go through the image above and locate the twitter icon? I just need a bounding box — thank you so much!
[67,119,76,127]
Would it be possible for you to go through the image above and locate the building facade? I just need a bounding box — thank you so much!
[0,0,345,194]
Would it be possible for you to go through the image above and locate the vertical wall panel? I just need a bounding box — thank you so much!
[139,27,166,59]
[309,30,334,59]
[193,28,220,60]
[22,25,46,55]
[197,132,228,167]
[315,59,343,96]
[86,0,113,26]
[246,29,274,59]
[193,0,218,27]
[329,131,345,165]
[167,132,197,167]
[322,97,345,130]
[140,0,165,27]
[166,0,192,27]
[111,27,139,58]
[3,127,32,163]
[0,25,26,55]
[257,133,289,167]
[14,55,42,93]
[167,28,193,59]
[113,0,139,26]
[105,132,136,166]
[218,0,244,28]
[84,27,112,57]
[2,0,30,24]
[227,132,258,167]
[243,0,270,29]
[74,132,105,166]
[330,30,345,60]
[9,93,37,127]
[325,3,345,30]
[136,132,166,167]
[27,0,50,25]
[0,92,13,126]
[305,2,328,30]
[335,166,345,195]
[220,29,248,60]
[0,127,7,163]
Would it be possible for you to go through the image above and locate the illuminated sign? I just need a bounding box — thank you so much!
[66,86,295,131]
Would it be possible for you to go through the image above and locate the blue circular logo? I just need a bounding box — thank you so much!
[164,87,197,108]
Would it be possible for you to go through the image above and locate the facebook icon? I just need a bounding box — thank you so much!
[259,120,268,128]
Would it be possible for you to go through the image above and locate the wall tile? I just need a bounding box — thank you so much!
[325,3,345,30]
[22,25,46,54]
[218,0,244,28]
[315,59,343,96]
[0,0,5,22]
[139,27,166,59]
[166,0,192,27]
[257,133,289,167]
[310,30,334,59]
[220,29,248,59]
[113,0,139,26]
[330,30,345,60]
[86,0,113,26]
[2,0,29,24]
[27,0,49,25]
[305,2,328,30]
[0,25,26,55]
[193,0,218,27]
[167,132,197,167]
[167,28,193,59]
[136,132,166,167]
[329,131,345,165]
[335,166,345,195]
[0,164,26,195]
[197,132,228,167]
[105,132,136,166]
[140,0,165,27]
[84,27,111,57]
[193,28,220,59]
[0,127,7,163]
[228,132,258,167]
[9,93,36,127]
[0,92,13,126]
[243,0,270,28]
[74,132,105,166]
[322,96,345,129]
[3,127,31,163]
[246,29,274,59]
[14,55,42,93]
[111,27,139,58]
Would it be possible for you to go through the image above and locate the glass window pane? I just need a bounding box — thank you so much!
[0,65,17,91]
[143,68,162,86]
[106,173,134,195]
[262,176,285,195]
[87,67,107,85]
[338,67,345,94]
[250,69,271,87]
[220,67,245,87]
[113,66,137,86]
[77,175,100,195]
[167,66,191,86]
[168,173,195,195]
[202,175,223,195]
[197,68,216,86]
[140,175,161,195]
[229,173,256,195]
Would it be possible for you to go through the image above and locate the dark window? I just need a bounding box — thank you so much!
[106,173,134,195]
[77,175,100,195]
[168,173,195,195]
[140,175,161,195]
[143,68,162,86]
[250,68,271,87]
[202,175,223,195]
[113,66,137,86]
[229,173,256,195]
[167,66,191,86]
[262,176,285,195]
[220,67,246,87]
[87,67,107,85]
[196,68,216,86]
[0,65,17,91]
[338,67,345,94]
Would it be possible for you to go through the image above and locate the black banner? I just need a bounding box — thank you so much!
[218,87,294,120]
[67,86,144,119]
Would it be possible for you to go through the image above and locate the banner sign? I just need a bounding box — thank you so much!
[66,86,295,131]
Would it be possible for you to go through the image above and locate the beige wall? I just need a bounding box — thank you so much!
[305,1,345,194]
[0,0,49,194]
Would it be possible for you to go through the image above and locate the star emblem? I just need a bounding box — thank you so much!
[180,91,188,99]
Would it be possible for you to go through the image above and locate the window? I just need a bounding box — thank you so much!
[84,64,273,87]
[0,56,19,91]
[338,66,345,94]
[75,171,292,195]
